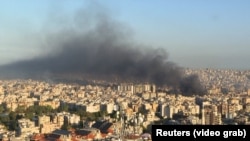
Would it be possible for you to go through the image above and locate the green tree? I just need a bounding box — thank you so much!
[26,106,35,113]
[109,111,117,119]
[8,120,17,131]
[16,114,23,120]
[0,104,5,113]
[15,106,26,113]
[100,111,107,117]
[57,104,69,112]
[25,112,34,120]
[25,105,54,117]
[0,115,10,125]
[78,121,84,128]
[61,119,71,130]
[61,123,71,130]
[9,111,16,121]
[75,109,87,119]
[4,108,11,113]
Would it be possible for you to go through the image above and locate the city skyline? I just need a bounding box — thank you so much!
[0,67,250,140]
[1,0,250,70]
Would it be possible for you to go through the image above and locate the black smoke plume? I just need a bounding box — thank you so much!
[0,5,206,96]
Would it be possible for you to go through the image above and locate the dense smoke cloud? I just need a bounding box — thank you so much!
[0,5,206,96]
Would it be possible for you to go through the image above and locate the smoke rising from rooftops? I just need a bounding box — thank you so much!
[0,4,206,96]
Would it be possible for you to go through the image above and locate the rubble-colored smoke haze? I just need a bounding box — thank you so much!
[0,5,207,96]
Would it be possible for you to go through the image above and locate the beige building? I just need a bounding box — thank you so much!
[38,100,60,109]
[17,119,39,137]
[83,103,101,113]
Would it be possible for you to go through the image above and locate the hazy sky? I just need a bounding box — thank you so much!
[1,0,250,70]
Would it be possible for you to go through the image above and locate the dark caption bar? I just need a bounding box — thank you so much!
[152,125,250,141]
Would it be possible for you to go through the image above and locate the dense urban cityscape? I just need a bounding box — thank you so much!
[0,68,249,141]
